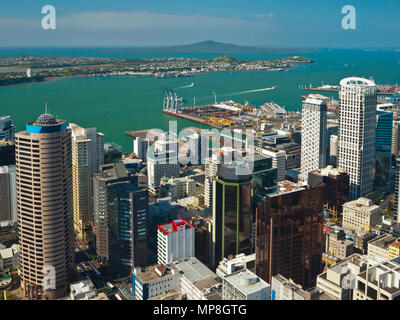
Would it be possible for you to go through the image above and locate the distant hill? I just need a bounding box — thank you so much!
[107,40,318,55]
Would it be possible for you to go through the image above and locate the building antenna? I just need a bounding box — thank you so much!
[45,102,48,114]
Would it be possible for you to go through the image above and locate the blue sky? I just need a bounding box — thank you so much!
[0,0,399,48]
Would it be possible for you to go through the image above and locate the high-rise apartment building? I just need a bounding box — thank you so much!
[255,184,325,289]
[212,163,252,267]
[337,77,377,200]
[69,123,104,241]
[299,96,327,183]
[157,218,195,265]
[15,113,73,300]
[0,116,15,141]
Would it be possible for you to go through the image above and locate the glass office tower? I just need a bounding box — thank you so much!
[212,164,252,267]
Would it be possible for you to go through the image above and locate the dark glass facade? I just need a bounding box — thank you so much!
[212,165,252,266]
[108,183,148,276]
[255,185,325,289]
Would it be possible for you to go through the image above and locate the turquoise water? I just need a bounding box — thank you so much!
[0,49,399,152]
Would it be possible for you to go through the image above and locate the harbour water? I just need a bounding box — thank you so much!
[0,48,399,152]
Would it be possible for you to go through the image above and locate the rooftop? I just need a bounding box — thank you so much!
[369,234,396,250]
[340,77,376,87]
[224,269,270,295]
[173,257,219,284]
[158,218,195,235]
[134,265,176,284]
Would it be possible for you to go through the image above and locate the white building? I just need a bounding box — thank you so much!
[261,147,286,181]
[147,150,180,195]
[367,234,397,262]
[133,137,149,162]
[69,279,108,300]
[0,165,17,223]
[187,133,204,165]
[216,253,255,278]
[157,218,195,265]
[299,96,327,183]
[329,134,338,166]
[222,269,271,300]
[316,253,368,300]
[154,132,178,153]
[0,116,15,141]
[132,265,181,300]
[69,123,104,240]
[0,243,19,272]
[353,257,400,300]
[337,77,377,200]
[173,257,222,300]
[162,177,197,200]
[342,197,381,233]
[204,154,224,207]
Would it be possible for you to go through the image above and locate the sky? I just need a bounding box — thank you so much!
[0,0,399,48]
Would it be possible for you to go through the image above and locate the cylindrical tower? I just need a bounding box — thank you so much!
[15,113,73,300]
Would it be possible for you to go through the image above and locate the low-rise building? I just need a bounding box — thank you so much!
[316,253,368,300]
[325,229,354,260]
[222,269,271,300]
[271,274,331,300]
[353,257,400,300]
[216,253,255,278]
[173,257,222,300]
[0,243,19,272]
[131,265,180,300]
[70,279,108,300]
[342,198,381,232]
[368,234,398,262]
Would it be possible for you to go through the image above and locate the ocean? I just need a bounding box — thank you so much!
[0,48,399,152]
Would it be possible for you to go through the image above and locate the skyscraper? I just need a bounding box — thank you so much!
[15,113,73,300]
[374,110,393,191]
[212,163,252,267]
[0,165,17,223]
[308,166,349,220]
[93,163,136,262]
[394,157,400,223]
[108,182,149,276]
[69,123,104,242]
[255,184,325,289]
[0,116,15,141]
[299,96,327,183]
[337,77,377,200]
[329,135,338,166]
